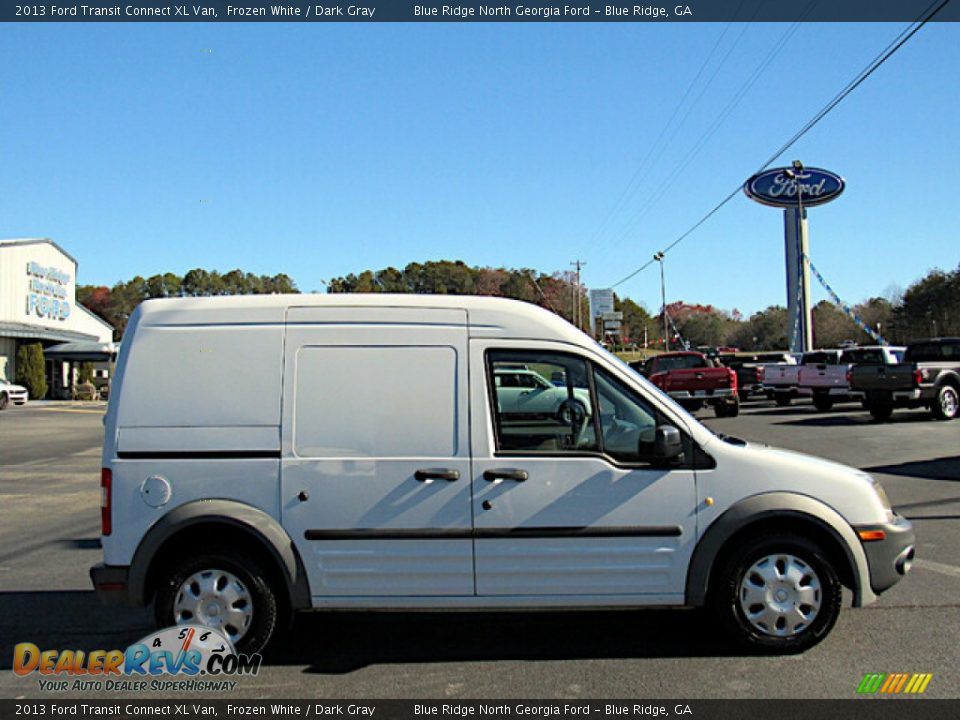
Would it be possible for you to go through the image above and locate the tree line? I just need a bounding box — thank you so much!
[327,261,588,325]
[78,260,958,350]
[654,263,958,350]
[78,269,299,340]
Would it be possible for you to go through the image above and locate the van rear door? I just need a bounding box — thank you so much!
[281,306,473,597]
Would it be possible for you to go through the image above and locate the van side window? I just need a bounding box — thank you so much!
[487,351,598,453]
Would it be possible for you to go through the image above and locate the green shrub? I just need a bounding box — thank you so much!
[74,381,99,401]
[78,361,95,384]
[15,343,47,400]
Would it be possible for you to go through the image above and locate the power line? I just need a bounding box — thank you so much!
[607,16,809,250]
[608,0,951,290]
[585,16,743,249]
[589,3,754,254]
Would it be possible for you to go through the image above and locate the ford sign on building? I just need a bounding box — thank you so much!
[744,167,845,208]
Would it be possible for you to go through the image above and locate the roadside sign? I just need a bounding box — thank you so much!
[589,289,614,318]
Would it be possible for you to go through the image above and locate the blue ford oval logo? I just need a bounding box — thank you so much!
[743,167,845,208]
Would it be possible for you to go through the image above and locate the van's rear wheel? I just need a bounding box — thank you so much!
[155,548,278,654]
[710,534,842,653]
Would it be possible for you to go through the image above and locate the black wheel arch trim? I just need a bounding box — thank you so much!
[685,491,875,608]
[128,500,311,610]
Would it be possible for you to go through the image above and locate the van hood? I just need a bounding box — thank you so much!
[704,434,891,525]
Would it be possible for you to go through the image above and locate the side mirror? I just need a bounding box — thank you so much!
[654,425,683,461]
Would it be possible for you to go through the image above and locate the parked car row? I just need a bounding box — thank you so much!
[628,338,959,423]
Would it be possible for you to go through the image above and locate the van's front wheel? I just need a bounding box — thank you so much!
[710,534,842,653]
[154,549,278,654]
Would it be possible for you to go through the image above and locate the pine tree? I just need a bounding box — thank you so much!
[15,343,47,400]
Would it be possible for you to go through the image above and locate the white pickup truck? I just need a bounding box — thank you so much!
[799,346,906,412]
[758,353,804,406]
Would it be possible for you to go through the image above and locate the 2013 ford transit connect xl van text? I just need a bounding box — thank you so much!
[90,295,915,654]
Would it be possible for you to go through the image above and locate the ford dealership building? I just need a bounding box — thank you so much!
[0,238,114,395]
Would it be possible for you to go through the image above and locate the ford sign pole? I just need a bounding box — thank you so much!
[743,164,845,354]
[785,163,813,352]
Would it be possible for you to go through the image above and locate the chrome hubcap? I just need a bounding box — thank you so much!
[942,390,958,416]
[173,569,253,645]
[738,554,821,637]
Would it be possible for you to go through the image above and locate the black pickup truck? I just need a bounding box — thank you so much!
[717,352,792,401]
[849,338,960,421]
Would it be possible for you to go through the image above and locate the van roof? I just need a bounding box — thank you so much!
[133,293,593,344]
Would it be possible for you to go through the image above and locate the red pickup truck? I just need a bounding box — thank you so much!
[642,351,739,417]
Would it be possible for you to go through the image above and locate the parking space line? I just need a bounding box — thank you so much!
[37,408,105,414]
[913,558,960,579]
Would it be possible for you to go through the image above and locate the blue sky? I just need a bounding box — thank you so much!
[1,21,958,315]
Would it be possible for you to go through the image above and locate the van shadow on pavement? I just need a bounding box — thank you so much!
[0,591,741,675]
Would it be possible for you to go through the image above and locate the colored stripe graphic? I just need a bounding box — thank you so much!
[858,672,932,694]
[857,673,885,693]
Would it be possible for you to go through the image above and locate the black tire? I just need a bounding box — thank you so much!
[681,401,703,413]
[774,394,791,407]
[812,394,833,412]
[867,402,894,422]
[154,547,279,654]
[556,398,587,426]
[930,385,959,421]
[709,533,842,653]
[715,399,739,418]
[0,393,8,411]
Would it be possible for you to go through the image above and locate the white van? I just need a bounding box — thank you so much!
[91,295,914,654]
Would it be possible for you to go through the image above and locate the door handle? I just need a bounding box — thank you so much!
[483,469,529,482]
[415,468,460,482]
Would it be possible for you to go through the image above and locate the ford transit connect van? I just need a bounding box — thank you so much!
[91,295,914,653]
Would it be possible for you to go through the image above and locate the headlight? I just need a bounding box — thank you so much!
[868,475,895,522]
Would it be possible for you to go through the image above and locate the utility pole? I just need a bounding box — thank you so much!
[654,252,668,351]
[570,260,586,330]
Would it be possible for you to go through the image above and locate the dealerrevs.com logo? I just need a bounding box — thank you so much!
[857,672,933,695]
[13,625,261,692]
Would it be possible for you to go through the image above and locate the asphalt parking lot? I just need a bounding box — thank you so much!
[1,399,958,700]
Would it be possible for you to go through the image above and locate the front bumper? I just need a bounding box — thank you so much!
[90,563,137,607]
[855,515,915,595]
